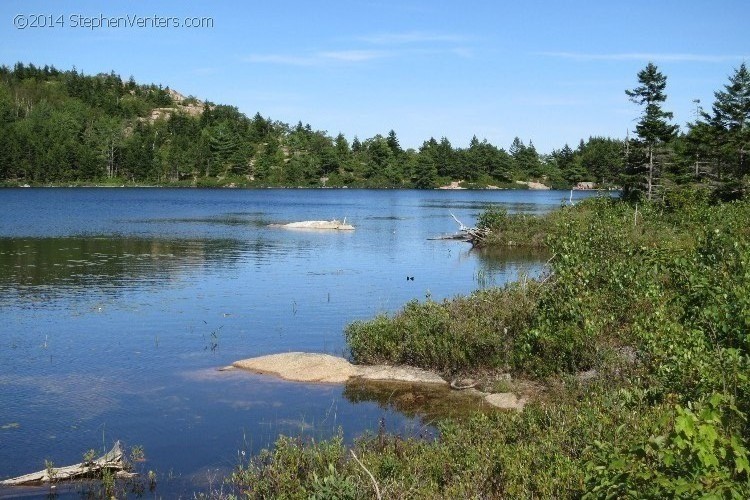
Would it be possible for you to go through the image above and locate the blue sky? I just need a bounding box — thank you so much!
[1,0,748,153]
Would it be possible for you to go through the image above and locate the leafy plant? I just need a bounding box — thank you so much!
[44,459,57,482]
[309,463,357,499]
[130,444,145,462]
[82,448,97,464]
[584,394,750,499]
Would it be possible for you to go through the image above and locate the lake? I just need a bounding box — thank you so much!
[0,188,604,497]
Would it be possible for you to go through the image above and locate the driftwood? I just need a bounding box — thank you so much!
[448,211,490,247]
[1,441,134,486]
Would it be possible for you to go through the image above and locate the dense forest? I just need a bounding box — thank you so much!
[0,61,747,197]
[0,62,618,189]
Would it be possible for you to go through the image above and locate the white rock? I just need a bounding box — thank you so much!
[484,392,527,411]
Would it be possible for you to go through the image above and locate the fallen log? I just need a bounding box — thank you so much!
[1,441,134,486]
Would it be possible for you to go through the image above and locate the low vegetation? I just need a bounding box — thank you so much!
[220,192,750,498]
[346,282,540,375]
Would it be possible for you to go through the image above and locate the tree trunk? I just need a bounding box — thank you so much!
[647,145,654,201]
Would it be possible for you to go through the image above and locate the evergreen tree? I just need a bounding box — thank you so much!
[434,137,457,178]
[334,133,350,159]
[625,62,678,200]
[578,137,624,184]
[707,63,750,184]
[363,135,395,183]
[510,137,541,177]
[413,141,438,188]
[386,129,402,155]
[207,121,239,176]
[685,113,717,181]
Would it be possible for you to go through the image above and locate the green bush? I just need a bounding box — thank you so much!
[229,434,358,499]
[346,283,539,374]
[584,394,750,499]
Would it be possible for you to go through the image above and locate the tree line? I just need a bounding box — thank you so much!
[0,61,747,196]
[0,62,621,188]
[625,61,749,201]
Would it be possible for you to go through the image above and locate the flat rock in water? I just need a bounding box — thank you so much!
[232,352,360,383]
[484,392,527,411]
[231,353,447,385]
[273,220,355,230]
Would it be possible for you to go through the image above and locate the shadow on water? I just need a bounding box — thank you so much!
[469,246,550,287]
[421,200,557,213]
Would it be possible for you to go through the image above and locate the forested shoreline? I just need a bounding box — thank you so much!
[2,62,746,195]
[0,62,626,189]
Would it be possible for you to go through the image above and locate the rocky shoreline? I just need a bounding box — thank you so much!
[224,352,528,411]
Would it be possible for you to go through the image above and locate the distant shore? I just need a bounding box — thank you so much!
[2,181,616,191]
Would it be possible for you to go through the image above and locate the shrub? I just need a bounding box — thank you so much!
[584,394,750,499]
[346,283,539,374]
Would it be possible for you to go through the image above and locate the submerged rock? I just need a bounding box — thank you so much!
[231,353,530,413]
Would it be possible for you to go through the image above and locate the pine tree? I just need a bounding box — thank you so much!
[625,62,678,201]
[414,142,438,189]
[707,63,750,180]
[386,129,402,155]
[351,136,362,153]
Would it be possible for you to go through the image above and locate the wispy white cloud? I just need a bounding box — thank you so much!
[244,49,389,66]
[318,50,387,62]
[243,54,321,66]
[243,31,473,67]
[357,31,465,45]
[539,51,748,63]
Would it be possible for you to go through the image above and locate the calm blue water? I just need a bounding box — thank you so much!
[0,188,604,497]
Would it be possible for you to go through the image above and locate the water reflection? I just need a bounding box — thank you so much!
[126,212,272,227]
[0,237,280,304]
[420,200,559,213]
[344,379,492,422]
[474,246,549,271]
